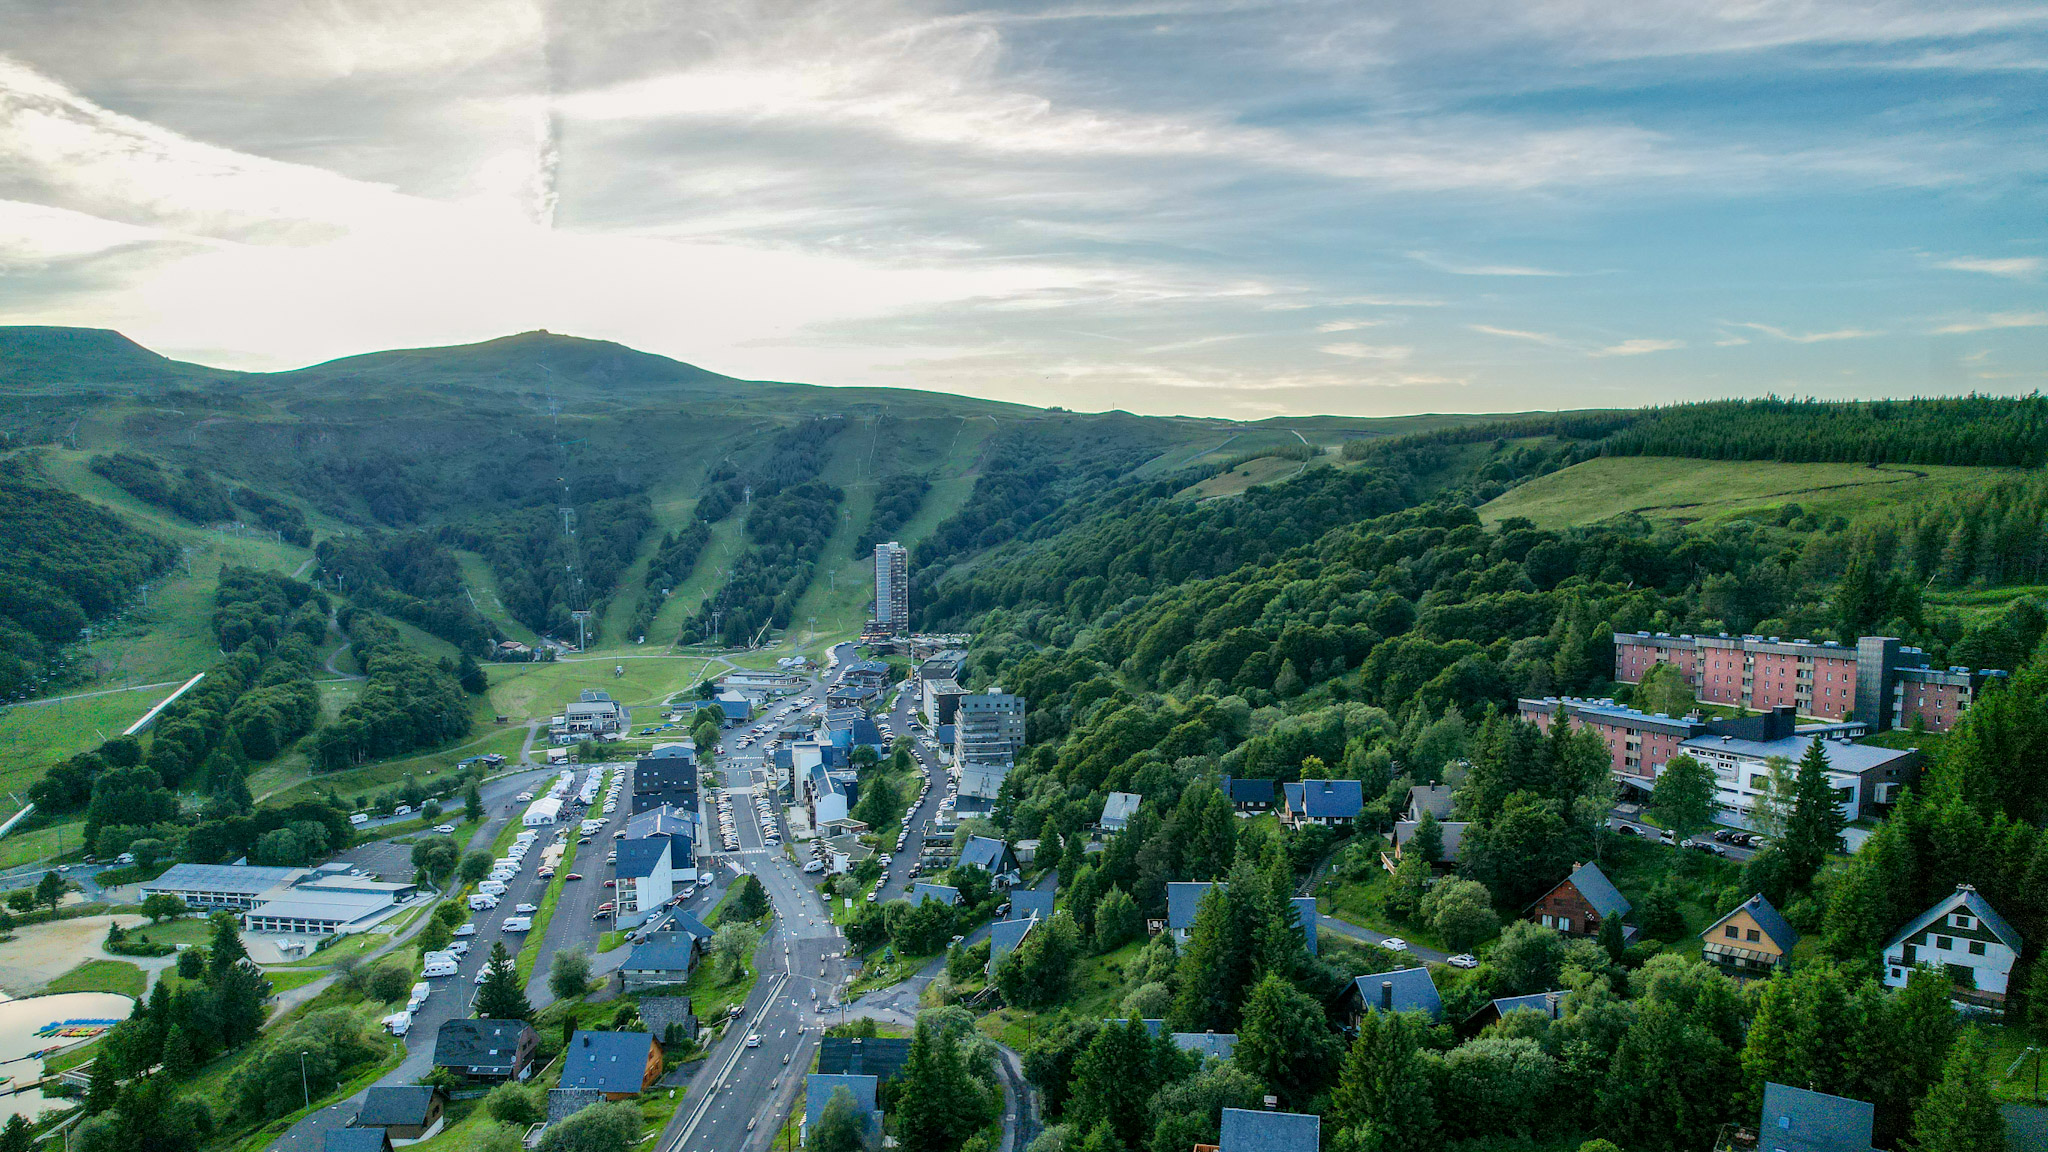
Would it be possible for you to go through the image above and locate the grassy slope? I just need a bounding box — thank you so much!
[1176,454,1316,500]
[1479,456,2020,531]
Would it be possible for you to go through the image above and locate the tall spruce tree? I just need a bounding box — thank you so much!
[476,941,533,1021]
[1782,738,1847,888]
[1910,1029,2006,1152]
[1332,1008,1437,1152]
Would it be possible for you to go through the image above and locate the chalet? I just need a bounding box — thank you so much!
[1406,785,1454,821]
[1218,1108,1319,1152]
[1171,1032,1237,1061]
[1221,776,1275,812]
[1386,816,1468,871]
[1752,1083,1877,1152]
[621,931,704,991]
[1528,861,1630,938]
[909,883,960,908]
[988,918,1035,973]
[638,996,699,1046]
[433,1019,539,1081]
[1882,884,2023,1009]
[560,1030,662,1099]
[1702,894,1799,979]
[958,835,1015,877]
[352,1087,445,1144]
[1008,885,1057,921]
[818,1036,912,1082]
[1465,990,1569,1033]
[1099,792,1142,832]
[1341,968,1443,1025]
[1165,882,1315,955]
[1281,779,1364,827]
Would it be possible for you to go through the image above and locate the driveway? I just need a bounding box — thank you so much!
[1314,915,1452,965]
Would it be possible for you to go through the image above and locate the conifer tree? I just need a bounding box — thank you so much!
[1782,738,1847,888]
[1910,1029,2005,1152]
[476,941,532,1021]
[1332,1008,1437,1152]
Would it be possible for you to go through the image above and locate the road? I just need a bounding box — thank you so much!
[874,680,946,902]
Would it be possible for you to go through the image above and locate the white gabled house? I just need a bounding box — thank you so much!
[1881,883,2023,1010]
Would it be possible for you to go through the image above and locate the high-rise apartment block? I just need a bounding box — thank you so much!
[874,542,909,633]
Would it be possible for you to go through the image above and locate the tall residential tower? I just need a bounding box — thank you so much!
[874,541,909,633]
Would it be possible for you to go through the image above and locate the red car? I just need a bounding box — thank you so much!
[565,873,583,881]
[597,901,615,911]
[603,879,616,888]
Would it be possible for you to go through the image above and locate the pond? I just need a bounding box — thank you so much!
[0,991,134,1123]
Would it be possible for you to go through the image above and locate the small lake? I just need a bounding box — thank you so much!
[0,991,134,1123]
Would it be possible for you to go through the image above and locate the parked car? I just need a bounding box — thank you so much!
[515,902,538,913]
[1447,953,1479,969]
[1380,938,1409,952]
[434,824,455,834]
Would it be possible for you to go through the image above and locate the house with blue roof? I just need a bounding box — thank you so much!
[804,1074,883,1146]
[1281,779,1364,827]
[1167,882,1316,956]
[1529,861,1631,939]
[1464,989,1571,1032]
[1008,885,1057,922]
[909,883,960,908]
[958,836,1013,876]
[1292,896,1319,956]
[1219,1107,1320,1152]
[1221,776,1275,811]
[558,1031,662,1098]
[613,838,683,926]
[1342,967,1443,1024]
[1758,1083,1877,1152]
[1099,1018,1166,1038]
[1171,1032,1237,1061]
[988,918,1035,974]
[621,931,703,991]
[325,1130,391,1152]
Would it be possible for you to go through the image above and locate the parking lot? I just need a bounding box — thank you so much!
[325,840,417,880]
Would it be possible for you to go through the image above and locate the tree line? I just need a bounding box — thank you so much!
[310,608,474,768]
[314,531,501,653]
[456,495,654,643]
[680,480,844,646]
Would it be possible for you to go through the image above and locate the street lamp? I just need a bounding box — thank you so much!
[299,1051,311,1111]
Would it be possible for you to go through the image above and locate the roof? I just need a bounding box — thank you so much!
[818,1036,912,1081]
[1392,819,1468,862]
[626,933,702,974]
[614,838,672,881]
[1760,1083,1876,1152]
[960,766,1010,800]
[1546,861,1631,920]
[805,1074,882,1140]
[560,1031,657,1094]
[626,806,693,839]
[959,836,1009,873]
[326,1130,389,1152]
[1100,792,1142,826]
[145,862,300,894]
[1225,777,1275,804]
[717,699,751,719]
[1009,886,1057,921]
[1292,896,1318,956]
[988,919,1035,969]
[546,1089,605,1124]
[1171,1032,1237,1060]
[845,660,891,677]
[434,1019,534,1068]
[245,889,399,924]
[1407,785,1455,820]
[1100,1019,1166,1038]
[1294,779,1364,818]
[1484,991,1571,1021]
[356,1086,439,1127]
[1350,967,1443,1021]
[1219,1108,1321,1152]
[910,883,960,907]
[1167,882,1217,931]
[668,911,714,941]
[1706,894,1800,952]
[1681,733,1915,774]
[1883,885,2023,953]
[638,997,696,1040]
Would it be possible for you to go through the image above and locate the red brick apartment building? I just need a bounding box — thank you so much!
[1611,632,2003,733]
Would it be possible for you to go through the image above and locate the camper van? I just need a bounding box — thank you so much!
[383,1011,411,1036]
[468,893,499,911]
[422,951,457,968]
[500,916,533,933]
[422,957,457,977]
[349,813,370,826]
[477,880,508,896]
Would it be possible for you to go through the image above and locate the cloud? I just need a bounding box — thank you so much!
[1315,319,1384,332]
[1595,338,1685,356]
[1934,312,2048,334]
[1470,324,1570,347]
[1936,256,2042,278]
[1733,322,1882,343]
[1411,252,1570,276]
[1319,342,1412,360]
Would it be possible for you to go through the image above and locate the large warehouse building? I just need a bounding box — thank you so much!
[144,861,420,935]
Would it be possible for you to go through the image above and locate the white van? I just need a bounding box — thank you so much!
[423,958,456,977]
[349,813,370,826]
[477,880,507,896]
[501,916,532,933]
[489,867,516,881]
[383,1011,411,1036]
[468,894,498,911]
[394,804,413,816]
[422,951,457,967]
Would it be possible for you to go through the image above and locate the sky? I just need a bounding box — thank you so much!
[0,0,2044,418]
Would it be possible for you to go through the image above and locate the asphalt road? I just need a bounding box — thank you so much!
[875,684,945,902]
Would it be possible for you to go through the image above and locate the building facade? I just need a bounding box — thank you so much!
[874,542,909,633]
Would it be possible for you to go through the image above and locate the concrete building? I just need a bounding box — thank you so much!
[874,542,910,633]
[614,838,683,924]
[955,692,1026,767]
[146,862,419,935]
[631,754,698,815]
[922,678,965,725]
[1611,631,2004,732]
[551,690,630,741]
[141,863,303,911]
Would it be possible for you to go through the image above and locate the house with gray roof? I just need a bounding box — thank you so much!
[1099,792,1142,832]
[1702,894,1800,979]
[818,1037,911,1082]
[1758,1083,1877,1152]
[909,883,960,908]
[325,1130,390,1152]
[433,1019,538,1080]
[958,836,1013,876]
[1220,776,1275,811]
[1219,1108,1320,1152]
[804,1074,883,1147]
[1882,884,2024,1008]
[1342,967,1443,1024]
[621,932,703,990]
[545,1088,604,1124]
[1167,882,1315,955]
[1171,1032,1237,1061]
[560,1031,661,1098]
[638,997,698,1045]
[1292,896,1319,957]
[988,918,1035,973]
[1464,990,1570,1032]
[1406,785,1455,821]
[1008,885,1057,922]
[1099,1018,1166,1038]
[1529,861,1631,939]
[353,1087,445,1143]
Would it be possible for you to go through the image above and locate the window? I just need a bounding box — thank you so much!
[1936,935,1954,951]
[1747,929,1761,942]
[1969,941,1986,956]
[1725,925,1739,939]
[1952,913,1975,929]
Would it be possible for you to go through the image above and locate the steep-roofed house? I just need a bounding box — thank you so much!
[958,836,1014,876]
[1341,968,1443,1024]
[1882,884,2023,1008]
[909,883,960,908]
[988,918,1035,973]
[1099,792,1141,832]
[1755,1083,1877,1152]
[325,1130,391,1152]
[559,1031,662,1099]
[433,1019,539,1081]
[1171,1032,1237,1061]
[1218,1108,1320,1152]
[1702,894,1799,979]
[1008,885,1057,921]
[638,997,698,1046]
[621,932,703,991]
[1528,861,1631,938]
[352,1087,445,1144]
[818,1037,912,1082]
[1281,780,1364,827]
[805,1074,883,1146]
[1222,776,1275,812]
[1464,990,1570,1033]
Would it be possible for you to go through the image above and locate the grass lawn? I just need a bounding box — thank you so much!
[1315,871,1452,953]
[116,915,217,948]
[846,948,937,997]
[259,724,529,808]
[261,967,325,995]
[274,930,397,967]
[978,940,1143,1048]
[0,692,164,798]
[1859,728,1949,755]
[47,958,146,997]
[1597,835,1742,945]
[598,930,628,953]
[516,825,582,982]
[1479,457,2019,532]
[682,953,759,1024]
[1983,1021,2048,1105]
[0,821,84,870]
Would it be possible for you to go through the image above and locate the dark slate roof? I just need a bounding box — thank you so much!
[1100,1019,1167,1038]
[1224,776,1275,804]
[717,699,750,719]
[614,838,671,880]
[1171,1032,1237,1060]
[356,1086,438,1127]
[959,836,1009,873]
[804,1074,881,1140]
[326,1130,389,1152]
[1296,779,1364,818]
[818,1037,911,1082]
[1350,967,1444,1021]
[626,806,692,839]
[1291,896,1318,957]
[1009,886,1057,921]
[638,997,697,1041]
[626,933,701,974]
[910,883,961,908]
[1883,885,2023,953]
[560,1031,656,1094]
[1219,1107,1321,1152]
[547,1088,605,1123]
[1483,990,1571,1022]
[669,910,714,941]
[846,660,892,677]
[1555,861,1631,919]
[1709,893,1800,952]
[1167,881,1217,931]
[1407,785,1455,820]
[434,1019,533,1069]
[1760,1083,1877,1152]
[988,919,1035,970]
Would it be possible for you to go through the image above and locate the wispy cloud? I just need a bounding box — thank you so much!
[1315,319,1384,332]
[1936,256,2042,278]
[1934,312,2048,334]
[1319,342,1412,360]
[1596,338,1685,357]
[1733,322,1883,343]
[1412,252,1570,277]
[1470,324,1571,347]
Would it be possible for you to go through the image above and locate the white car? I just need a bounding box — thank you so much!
[1446,954,1479,969]
[514,902,538,913]
[745,1034,761,1048]
[434,824,456,834]
[1380,938,1410,953]
[515,792,533,802]
[453,924,476,937]
[475,969,491,984]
